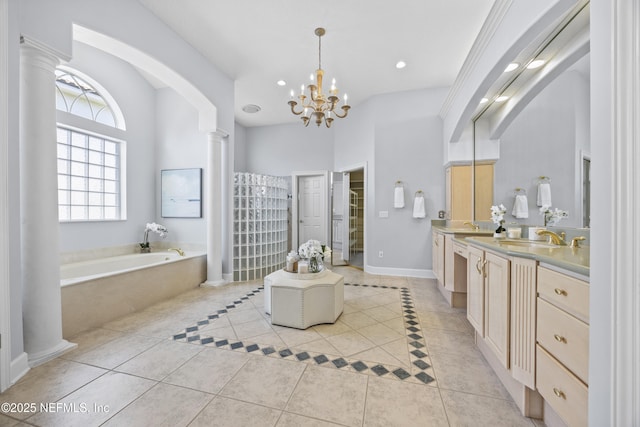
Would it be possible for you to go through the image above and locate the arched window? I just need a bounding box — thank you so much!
[55,68,127,222]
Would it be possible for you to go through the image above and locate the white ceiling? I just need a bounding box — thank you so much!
[137,0,495,128]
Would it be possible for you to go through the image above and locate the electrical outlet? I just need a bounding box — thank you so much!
[378,251,384,258]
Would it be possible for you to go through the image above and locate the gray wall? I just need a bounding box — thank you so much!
[234,122,247,172]
[369,89,447,271]
[155,87,208,245]
[494,68,590,229]
[245,123,335,176]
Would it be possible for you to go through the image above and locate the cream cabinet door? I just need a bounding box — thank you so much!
[432,232,445,285]
[466,245,484,336]
[484,251,510,369]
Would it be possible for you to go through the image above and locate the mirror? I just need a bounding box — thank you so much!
[473,6,590,229]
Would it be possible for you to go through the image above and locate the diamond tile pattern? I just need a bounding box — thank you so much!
[172,278,435,385]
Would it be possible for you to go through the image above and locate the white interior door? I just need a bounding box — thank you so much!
[298,175,327,246]
[342,172,351,262]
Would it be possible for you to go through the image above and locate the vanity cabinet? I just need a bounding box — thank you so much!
[535,266,589,426]
[466,243,540,417]
[466,245,485,335]
[432,230,471,308]
[432,231,445,285]
[484,251,510,369]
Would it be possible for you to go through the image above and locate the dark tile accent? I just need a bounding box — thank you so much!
[226,304,235,309]
[197,320,209,326]
[413,359,431,370]
[186,326,198,333]
[409,341,424,349]
[262,347,276,355]
[405,315,416,320]
[392,368,411,380]
[296,352,310,361]
[246,344,259,352]
[233,300,242,304]
[332,358,348,368]
[415,372,435,384]
[407,326,420,333]
[411,349,428,359]
[173,333,187,340]
[404,310,415,314]
[208,314,219,320]
[187,335,201,342]
[217,309,228,314]
[230,341,244,350]
[200,337,214,345]
[279,349,293,358]
[408,333,423,340]
[314,354,329,364]
[371,365,389,376]
[406,320,418,326]
[351,361,368,372]
[215,339,229,347]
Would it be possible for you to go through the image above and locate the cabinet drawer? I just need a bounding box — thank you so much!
[536,345,588,427]
[452,241,467,258]
[537,298,589,384]
[537,267,589,322]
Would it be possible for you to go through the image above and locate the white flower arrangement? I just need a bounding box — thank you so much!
[490,204,507,226]
[298,239,323,260]
[539,206,568,226]
[298,239,328,273]
[141,222,168,252]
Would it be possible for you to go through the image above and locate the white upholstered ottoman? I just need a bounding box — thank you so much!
[264,269,344,329]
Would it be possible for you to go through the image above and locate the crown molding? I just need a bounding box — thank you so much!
[439,0,513,119]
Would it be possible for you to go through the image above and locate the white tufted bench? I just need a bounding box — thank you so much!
[264,269,344,329]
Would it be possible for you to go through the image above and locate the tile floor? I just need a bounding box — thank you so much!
[0,267,542,426]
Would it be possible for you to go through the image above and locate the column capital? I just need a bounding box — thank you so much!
[207,129,229,143]
[20,35,70,63]
[20,37,61,71]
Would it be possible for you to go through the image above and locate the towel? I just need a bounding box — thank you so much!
[413,194,426,218]
[537,183,552,207]
[394,186,405,208]
[512,194,529,219]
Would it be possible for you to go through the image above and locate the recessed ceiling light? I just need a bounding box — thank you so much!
[527,59,546,69]
[396,61,407,69]
[504,63,519,72]
[242,104,261,114]
[277,80,286,86]
[495,95,509,102]
[480,98,489,104]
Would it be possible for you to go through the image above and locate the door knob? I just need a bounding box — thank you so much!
[299,220,304,223]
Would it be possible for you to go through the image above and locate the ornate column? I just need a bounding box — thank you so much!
[202,130,228,286]
[19,40,74,366]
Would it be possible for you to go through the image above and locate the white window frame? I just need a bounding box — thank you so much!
[55,68,127,222]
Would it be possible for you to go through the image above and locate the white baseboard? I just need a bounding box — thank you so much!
[364,265,436,279]
[10,352,29,385]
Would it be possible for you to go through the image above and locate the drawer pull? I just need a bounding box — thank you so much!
[476,258,483,275]
[554,288,567,296]
[554,334,567,343]
[553,388,566,399]
[435,239,439,247]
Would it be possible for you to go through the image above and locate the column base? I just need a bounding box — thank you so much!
[201,279,228,287]
[28,339,77,368]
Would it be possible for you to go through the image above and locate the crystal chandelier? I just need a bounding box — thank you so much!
[288,28,350,128]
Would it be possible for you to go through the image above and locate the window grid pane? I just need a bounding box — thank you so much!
[57,127,121,222]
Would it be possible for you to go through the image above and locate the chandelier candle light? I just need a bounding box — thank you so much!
[288,28,351,128]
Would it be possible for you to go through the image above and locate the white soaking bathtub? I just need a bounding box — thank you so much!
[60,251,206,338]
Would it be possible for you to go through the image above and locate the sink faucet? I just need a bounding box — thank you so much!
[536,230,567,245]
[463,221,479,231]
[168,248,185,256]
[570,236,586,248]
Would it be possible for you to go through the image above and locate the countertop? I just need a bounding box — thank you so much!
[432,224,493,236]
[461,236,590,278]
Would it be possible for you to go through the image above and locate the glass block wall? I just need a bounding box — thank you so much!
[233,173,289,281]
